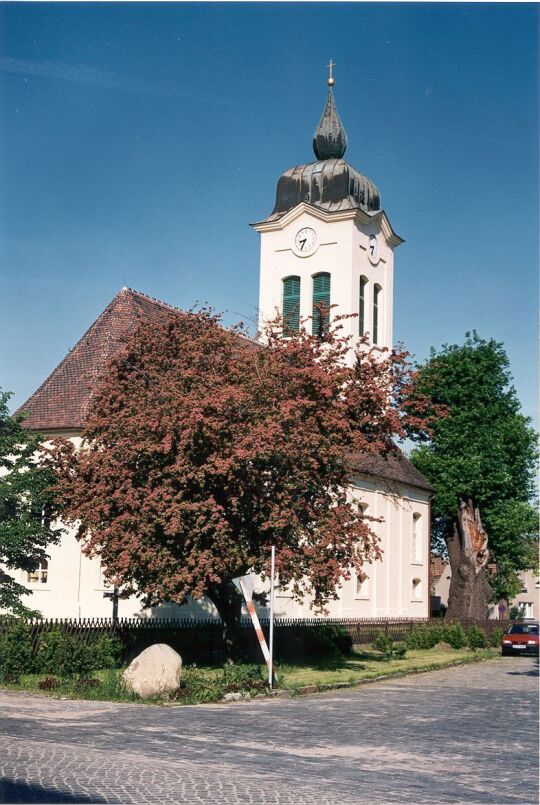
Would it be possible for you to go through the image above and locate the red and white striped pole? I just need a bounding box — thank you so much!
[239,577,270,666]
[237,569,277,686]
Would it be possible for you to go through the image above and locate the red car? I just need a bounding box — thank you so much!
[501,621,539,656]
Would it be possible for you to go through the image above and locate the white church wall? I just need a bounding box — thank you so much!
[3,457,430,622]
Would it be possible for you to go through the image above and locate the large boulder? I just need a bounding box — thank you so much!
[122,643,182,699]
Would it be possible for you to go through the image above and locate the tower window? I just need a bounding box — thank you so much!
[282,276,301,333]
[359,276,368,336]
[27,558,48,585]
[412,513,422,562]
[373,284,382,345]
[312,272,331,336]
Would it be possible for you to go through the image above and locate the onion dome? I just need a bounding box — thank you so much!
[312,88,348,160]
[264,64,381,222]
[269,159,380,220]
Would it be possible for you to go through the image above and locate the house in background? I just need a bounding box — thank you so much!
[430,554,539,620]
[7,76,434,622]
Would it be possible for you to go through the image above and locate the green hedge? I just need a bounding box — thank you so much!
[404,622,503,651]
[0,621,123,677]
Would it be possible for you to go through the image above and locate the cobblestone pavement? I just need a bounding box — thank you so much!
[0,656,538,804]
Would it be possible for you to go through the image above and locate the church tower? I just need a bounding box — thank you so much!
[252,65,403,353]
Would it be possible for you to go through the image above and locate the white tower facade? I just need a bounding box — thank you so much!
[252,78,403,354]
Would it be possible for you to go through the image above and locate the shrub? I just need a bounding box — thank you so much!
[440,623,466,650]
[36,630,94,676]
[38,676,60,690]
[0,620,35,675]
[88,634,123,669]
[466,624,487,650]
[76,677,101,690]
[222,663,265,691]
[3,673,20,685]
[176,667,225,704]
[488,628,504,648]
[405,625,442,650]
[373,631,407,661]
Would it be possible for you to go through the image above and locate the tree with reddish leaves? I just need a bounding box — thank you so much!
[51,309,432,657]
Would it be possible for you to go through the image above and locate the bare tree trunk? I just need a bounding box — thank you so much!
[207,579,243,663]
[445,500,492,620]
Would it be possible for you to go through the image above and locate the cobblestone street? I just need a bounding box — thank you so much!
[0,657,538,804]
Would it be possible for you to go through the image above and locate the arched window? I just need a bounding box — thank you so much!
[412,577,422,600]
[359,276,368,336]
[412,513,422,562]
[282,276,301,333]
[27,558,48,585]
[373,284,381,345]
[312,272,331,336]
[356,572,370,598]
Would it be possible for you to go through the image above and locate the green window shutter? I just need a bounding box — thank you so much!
[359,277,367,336]
[373,284,381,345]
[312,272,331,336]
[283,276,301,332]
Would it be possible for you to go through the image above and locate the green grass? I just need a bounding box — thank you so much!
[1,669,143,702]
[0,647,499,704]
[276,646,499,690]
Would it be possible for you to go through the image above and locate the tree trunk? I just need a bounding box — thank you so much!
[445,500,492,620]
[207,578,243,663]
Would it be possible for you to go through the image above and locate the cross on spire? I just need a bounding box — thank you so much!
[327,59,336,87]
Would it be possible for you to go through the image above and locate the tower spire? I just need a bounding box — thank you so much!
[312,60,348,161]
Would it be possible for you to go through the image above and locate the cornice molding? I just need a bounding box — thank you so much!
[251,202,404,247]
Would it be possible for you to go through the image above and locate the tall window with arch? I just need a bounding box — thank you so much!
[412,513,422,562]
[312,272,331,336]
[359,276,368,336]
[373,284,382,345]
[282,276,301,333]
[355,571,370,598]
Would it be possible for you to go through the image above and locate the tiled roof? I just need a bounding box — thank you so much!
[19,287,433,493]
[348,450,435,493]
[430,554,449,580]
[18,288,186,431]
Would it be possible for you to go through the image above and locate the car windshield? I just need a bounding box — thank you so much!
[508,624,539,634]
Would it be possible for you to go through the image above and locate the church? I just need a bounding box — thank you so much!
[12,71,433,621]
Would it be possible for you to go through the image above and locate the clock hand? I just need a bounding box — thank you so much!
[299,239,306,250]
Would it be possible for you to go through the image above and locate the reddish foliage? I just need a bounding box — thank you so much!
[50,309,433,615]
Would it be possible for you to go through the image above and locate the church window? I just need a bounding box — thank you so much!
[312,272,331,336]
[355,572,370,598]
[412,513,422,562]
[412,577,422,600]
[359,276,368,336]
[373,284,381,345]
[27,558,48,585]
[282,276,301,333]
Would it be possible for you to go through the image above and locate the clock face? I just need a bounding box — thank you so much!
[368,234,378,261]
[294,227,317,255]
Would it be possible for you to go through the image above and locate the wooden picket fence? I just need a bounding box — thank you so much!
[0,615,509,665]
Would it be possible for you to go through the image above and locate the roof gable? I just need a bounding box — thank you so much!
[18,288,184,431]
[19,287,433,493]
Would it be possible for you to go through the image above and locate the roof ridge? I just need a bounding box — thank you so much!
[122,287,188,316]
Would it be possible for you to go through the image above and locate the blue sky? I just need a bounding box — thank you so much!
[1,2,538,427]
